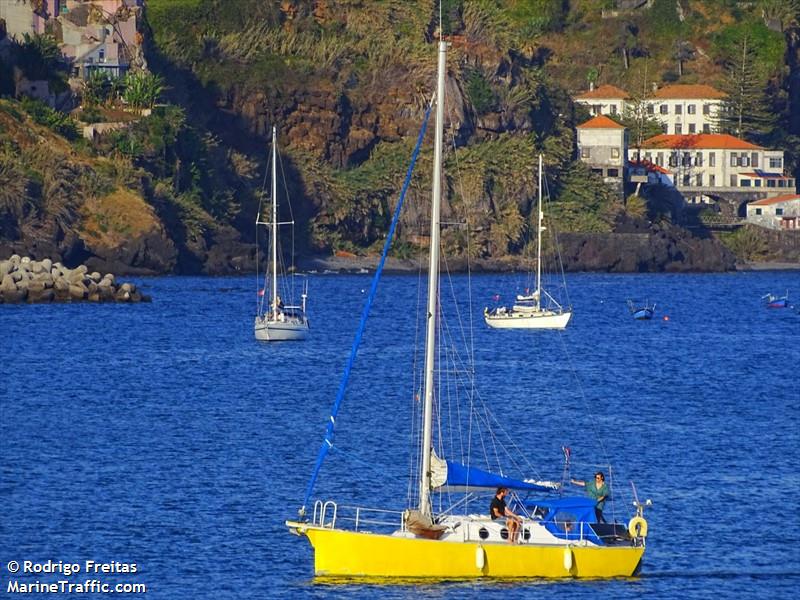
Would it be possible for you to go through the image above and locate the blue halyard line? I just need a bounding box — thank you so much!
[300,102,433,515]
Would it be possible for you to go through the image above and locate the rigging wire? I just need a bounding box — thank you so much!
[301,100,434,515]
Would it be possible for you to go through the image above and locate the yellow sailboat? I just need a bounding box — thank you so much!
[287,36,649,580]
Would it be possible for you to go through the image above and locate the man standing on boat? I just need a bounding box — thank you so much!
[571,472,609,522]
[490,487,521,543]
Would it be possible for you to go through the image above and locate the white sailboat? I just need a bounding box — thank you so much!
[254,126,309,342]
[286,37,648,579]
[484,155,572,330]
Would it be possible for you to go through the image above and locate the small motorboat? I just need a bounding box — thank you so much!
[762,291,789,309]
[627,300,655,320]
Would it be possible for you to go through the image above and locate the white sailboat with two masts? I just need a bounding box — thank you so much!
[484,155,572,329]
[286,36,648,579]
[254,126,309,342]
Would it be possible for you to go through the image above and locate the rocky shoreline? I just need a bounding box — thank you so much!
[0,256,151,304]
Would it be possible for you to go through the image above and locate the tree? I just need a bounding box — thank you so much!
[618,65,663,153]
[123,71,165,111]
[16,33,62,81]
[717,34,774,140]
[672,39,695,78]
[759,0,800,30]
[82,70,110,106]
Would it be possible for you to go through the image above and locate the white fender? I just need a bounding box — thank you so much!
[563,547,573,571]
[475,545,485,570]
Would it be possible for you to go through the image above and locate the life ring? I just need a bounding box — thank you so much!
[628,516,648,538]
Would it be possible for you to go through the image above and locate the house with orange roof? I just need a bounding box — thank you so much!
[576,115,628,196]
[644,84,726,135]
[574,83,630,118]
[630,133,793,204]
[746,194,800,230]
[574,83,726,136]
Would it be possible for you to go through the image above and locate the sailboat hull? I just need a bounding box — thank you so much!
[289,523,643,579]
[484,310,572,330]
[254,317,309,341]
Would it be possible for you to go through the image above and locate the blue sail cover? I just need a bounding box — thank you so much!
[436,460,557,492]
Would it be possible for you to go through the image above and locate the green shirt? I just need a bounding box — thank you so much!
[581,478,609,510]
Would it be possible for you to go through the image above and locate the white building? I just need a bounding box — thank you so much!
[629,133,793,203]
[574,83,726,135]
[574,84,629,117]
[644,84,726,135]
[746,194,800,230]
[577,114,628,194]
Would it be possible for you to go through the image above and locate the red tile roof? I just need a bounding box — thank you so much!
[577,114,625,129]
[651,84,726,99]
[575,84,630,99]
[749,194,800,206]
[640,133,762,150]
[629,159,670,175]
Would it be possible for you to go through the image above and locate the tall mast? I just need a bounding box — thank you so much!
[271,126,279,320]
[419,39,447,518]
[535,154,543,311]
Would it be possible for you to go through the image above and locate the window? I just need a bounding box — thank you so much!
[662,123,669,133]
[647,104,654,115]
[683,174,691,186]
[709,174,716,186]
[741,179,751,187]
[644,152,652,162]
[730,153,738,167]
[696,173,703,186]
[751,152,759,168]
[709,152,715,167]
[610,105,617,115]
[695,152,703,166]
[688,104,696,114]
[611,148,620,159]
[769,157,782,168]
[703,124,710,133]
[99,48,105,61]
[682,152,691,166]
[607,168,619,177]
[581,147,590,159]
[755,208,762,215]
[767,179,776,187]
[689,123,696,133]
[778,180,786,187]
[669,153,678,167]
[703,104,711,115]
[754,179,761,187]
[592,104,602,114]
[675,124,683,134]
[656,152,664,166]
[660,104,668,114]
[675,105,682,115]
[789,179,795,187]
[740,156,750,167]
[776,208,784,215]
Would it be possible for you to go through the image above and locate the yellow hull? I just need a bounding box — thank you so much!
[289,523,644,579]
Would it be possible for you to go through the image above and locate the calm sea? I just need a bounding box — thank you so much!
[2,271,799,599]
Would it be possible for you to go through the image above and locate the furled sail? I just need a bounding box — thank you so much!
[431,457,559,492]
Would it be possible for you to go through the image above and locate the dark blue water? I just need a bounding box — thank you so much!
[2,271,799,598]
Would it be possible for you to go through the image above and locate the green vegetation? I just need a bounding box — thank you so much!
[718,225,770,262]
[20,97,78,140]
[123,72,165,111]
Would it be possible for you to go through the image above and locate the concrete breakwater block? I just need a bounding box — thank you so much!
[0,255,151,304]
